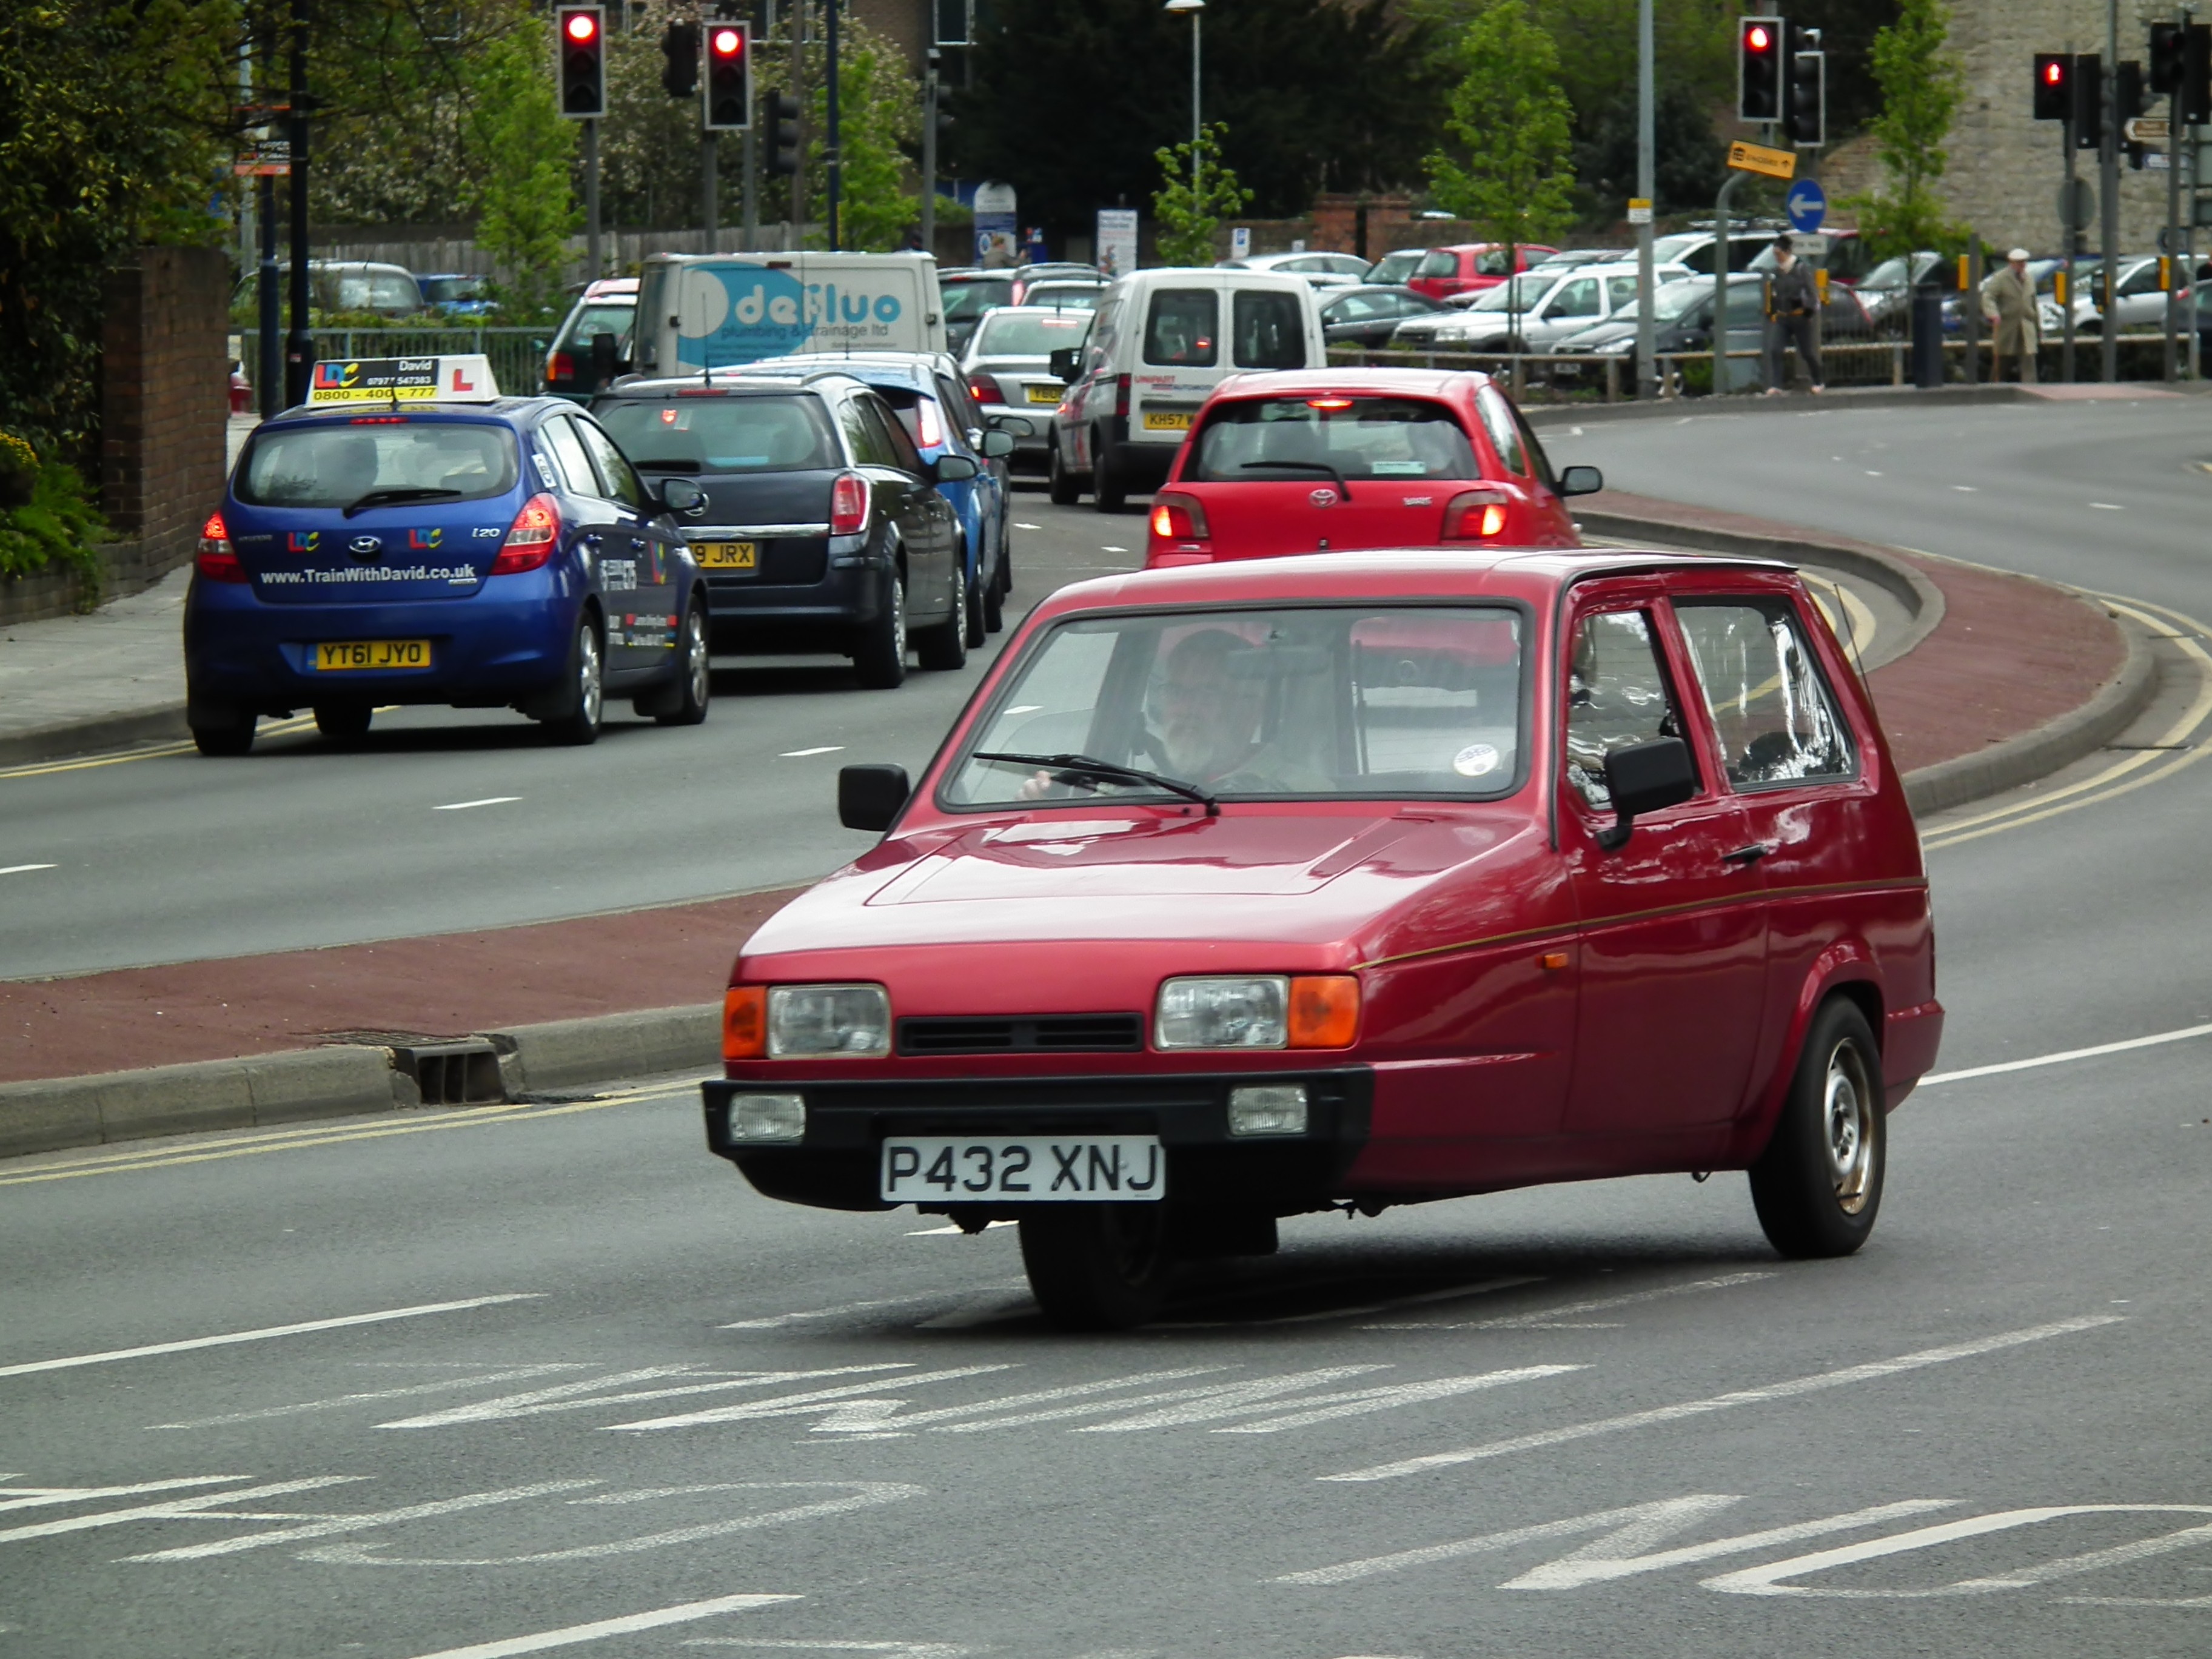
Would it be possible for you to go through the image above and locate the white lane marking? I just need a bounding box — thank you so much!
[1920,1021,2212,1085]
[0,1476,249,1516]
[122,1480,600,1561]
[1215,1365,1584,1435]
[853,1369,1233,1434]
[1101,545,1130,552]
[723,1298,952,1329]
[380,1364,913,1429]
[298,1481,923,1566]
[1952,484,1978,492]
[1158,1274,1543,1330]
[149,1365,590,1429]
[608,1366,1019,1432]
[0,863,56,876]
[779,746,844,758]
[432,796,521,811]
[1277,1495,1957,1587]
[2090,501,2124,510]
[1363,1271,1775,1331]
[0,1294,544,1379]
[0,1477,364,1544]
[684,1642,974,1655]
[395,1594,799,1659]
[1321,1315,2123,1482]
[1864,470,1883,476]
[913,1292,1035,1329]
[1072,1367,1393,1432]
[906,1220,1016,1235]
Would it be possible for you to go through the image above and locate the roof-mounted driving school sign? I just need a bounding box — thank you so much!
[306,356,501,404]
[1726,139,1798,181]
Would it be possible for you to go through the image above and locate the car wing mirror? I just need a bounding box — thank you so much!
[980,429,1016,458]
[1047,347,1079,382]
[658,477,708,516]
[932,453,980,483]
[839,763,911,833]
[1597,737,1695,851]
[1557,464,1604,498]
[987,412,1034,437]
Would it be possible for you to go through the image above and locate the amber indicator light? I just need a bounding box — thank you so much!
[722,985,766,1059]
[1287,975,1360,1048]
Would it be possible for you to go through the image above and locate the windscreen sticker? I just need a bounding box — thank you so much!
[1452,742,1501,778]
[406,527,444,550]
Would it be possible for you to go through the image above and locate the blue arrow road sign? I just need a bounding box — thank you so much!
[1786,178,1827,234]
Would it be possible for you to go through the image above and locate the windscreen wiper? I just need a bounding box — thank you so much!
[972,751,1219,817]
[1236,458,1353,500]
[344,486,464,518]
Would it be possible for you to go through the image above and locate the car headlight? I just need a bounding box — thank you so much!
[1597,336,1638,354]
[1156,976,1288,1049]
[766,983,891,1057]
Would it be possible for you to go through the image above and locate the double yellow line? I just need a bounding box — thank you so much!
[0,715,318,783]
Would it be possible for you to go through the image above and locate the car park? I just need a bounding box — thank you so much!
[1393,261,1691,352]
[1852,252,1944,333]
[1362,247,1428,287]
[960,306,1096,472]
[719,350,1017,643]
[544,277,637,401]
[1047,268,1327,512]
[186,354,712,756]
[588,367,973,688]
[1216,251,1372,289]
[1317,284,1446,349]
[1406,243,1560,302]
[1143,367,1594,566]
[703,546,1942,1328]
[2079,255,2210,332]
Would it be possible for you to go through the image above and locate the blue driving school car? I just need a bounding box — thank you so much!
[187,355,713,756]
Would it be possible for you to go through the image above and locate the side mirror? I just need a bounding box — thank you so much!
[986,412,1034,437]
[1048,347,1080,382]
[658,477,708,516]
[1596,737,1695,851]
[980,429,1016,459]
[839,763,911,832]
[1557,464,1604,498]
[933,453,980,482]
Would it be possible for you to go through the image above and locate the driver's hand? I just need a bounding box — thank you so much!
[1016,769,1056,800]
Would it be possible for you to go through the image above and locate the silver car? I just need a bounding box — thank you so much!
[959,306,1094,471]
[1391,261,1691,352]
[1215,251,1370,290]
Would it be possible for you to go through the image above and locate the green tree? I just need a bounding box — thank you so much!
[1424,1,1576,250]
[1151,124,1253,267]
[1843,0,1968,258]
[469,15,579,318]
[811,25,923,250]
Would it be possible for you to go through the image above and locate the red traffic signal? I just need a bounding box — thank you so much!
[710,24,742,58]
[1739,16,1783,121]
[557,6,606,119]
[2033,52,2070,120]
[703,17,750,131]
[564,9,597,43]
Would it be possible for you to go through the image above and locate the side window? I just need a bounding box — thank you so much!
[1564,609,1691,809]
[1474,386,1526,477]
[1088,298,1119,369]
[1507,403,1558,492]
[937,372,984,437]
[1232,289,1306,368]
[1550,278,1601,319]
[862,397,926,474]
[1415,250,1458,280]
[1605,275,1640,312]
[540,417,600,498]
[1143,289,1219,366]
[1473,248,1510,276]
[836,396,886,466]
[1674,600,1857,789]
[575,418,645,509]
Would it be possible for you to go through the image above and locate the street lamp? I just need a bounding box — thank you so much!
[1165,0,1203,199]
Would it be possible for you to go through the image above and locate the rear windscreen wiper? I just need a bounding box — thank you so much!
[1236,458,1353,500]
[972,751,1219,817]
[344,487,464,518]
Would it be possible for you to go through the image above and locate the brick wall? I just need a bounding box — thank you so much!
[99,247,229,597]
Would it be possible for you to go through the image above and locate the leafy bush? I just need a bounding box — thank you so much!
[0,440,107,597]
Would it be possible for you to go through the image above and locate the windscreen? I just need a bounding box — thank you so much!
[1470,273,1553,312]
[594,395,840,472]
[974,309,1095,357]
[1190,397,1478,483]
[418,276,485,303]
[236,420,519,509]
[941,605,1523,806]
[558,304,634,348]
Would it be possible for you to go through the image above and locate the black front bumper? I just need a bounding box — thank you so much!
[702,1068,1372,1214]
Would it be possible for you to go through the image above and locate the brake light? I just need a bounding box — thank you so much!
[968,375,1004,404]
[350,415,407,424]
[830,472,871,537]
[490,493,560,574]
[1306,397,1355,411]
[548,352,575,384]
[1148,494,1211,541]
[1114,374,1130,420]
[916,397,944,449]
[195,510,247,582]
[1443,487,1510,539]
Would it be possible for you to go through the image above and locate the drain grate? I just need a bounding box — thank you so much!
[392,1040,508,1106]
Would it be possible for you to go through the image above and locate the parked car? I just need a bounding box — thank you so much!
[707,546,1943,1327]
[417,273,496,317]
[589,369,973,687]
[1526,248,1632,273]
[726,350,1017,643]
[1362,247,1429,287]
[1047,268,1327,512]
[1651,228,1785,275]
[1393,261,1692,352]
[1549,275,1775,366]
[1406,243,1561,302]
[1317,284,1445,349]
[228,261,424,320]
[1853,252,1945,334]
[943,272,1017,354]
[1216,252,1371,289]
[1143,366,1595,566]
[545,278,637,401]
[960,306,1096,472]
[2079,255,2211,333]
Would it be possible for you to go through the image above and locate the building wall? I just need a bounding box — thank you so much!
[851,0,926,63]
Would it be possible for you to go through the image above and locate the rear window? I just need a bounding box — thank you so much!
[943,278,1015,322]
[1190,396,1480,483]
[1232,290,1305,369]
[237,420,519,509]
[557,303,634,349]
[973,309,1095,357]
[594,395,840,473]
[1144,289,1219,366]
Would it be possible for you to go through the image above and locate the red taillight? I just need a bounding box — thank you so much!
[1443,487,1510,539]
[916,397,945,449]
[830,472,871,537]
[1306,397,1355,411]
[968,375,1004,404]
[195,510,247,583]
[549,352,575,384]
[490,493,560,574]
[1114,374,1131,420]
[1148,494,1211,541]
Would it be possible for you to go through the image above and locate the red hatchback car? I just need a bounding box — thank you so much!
[1147,369,1594,566]
[1406,243,1560,303]
[703,549,1942,1329]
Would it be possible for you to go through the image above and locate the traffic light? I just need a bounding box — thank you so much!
[2073,52,2103,147]
[2033,52,2071,121]
[703,19,749,130]
[557,6,605,120]
[1785,25,1825,147]
[661,19,699,99]
[2150,22,2185,94]
[2116,58,2148,167]
[766,91,800,176]
[2187,21,2212,125]
[1738,16,1783,122]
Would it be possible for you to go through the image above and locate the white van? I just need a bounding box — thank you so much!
[1047,268,1326,511]
[632,252,947,377]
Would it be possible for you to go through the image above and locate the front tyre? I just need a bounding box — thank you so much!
[653,600,711,726]
[962,551,987,648]
[852,568,908,689]
[1091,431,1127,512]
[1047,437,1082,506]
[540,615,605,746]
[1749,998,1886,1259]
[1018,1203,1175,1331]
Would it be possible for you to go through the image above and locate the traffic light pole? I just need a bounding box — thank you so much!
[283,0,313,411]
[2102,0,2121,381]
[825,0,841,248]
[742,0,764,253]
[703,130,719,247]
[2170,50,2186,380]
[920,49,939,256]
[585,117,602,279]
[2063,121,2079,383]
[258,173,281,420]
[1635,0,1656,399]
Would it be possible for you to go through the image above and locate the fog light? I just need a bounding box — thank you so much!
[728,1093,806,1142]
[1227,1084,1308,1137]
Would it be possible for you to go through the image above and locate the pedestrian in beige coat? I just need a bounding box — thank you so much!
[1986,247,2039,383]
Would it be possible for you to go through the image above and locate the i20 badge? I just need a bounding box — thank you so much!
[1309,488,1338,509]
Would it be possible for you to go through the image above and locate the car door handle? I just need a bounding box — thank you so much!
[1721,842,1774,866]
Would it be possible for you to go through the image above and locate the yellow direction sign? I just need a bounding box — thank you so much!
[1727,140,1798,180]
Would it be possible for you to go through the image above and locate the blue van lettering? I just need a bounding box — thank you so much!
[842,292,871,323]
[874,293,901,323]
[734,283,766,324]
[768,293,798,324]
